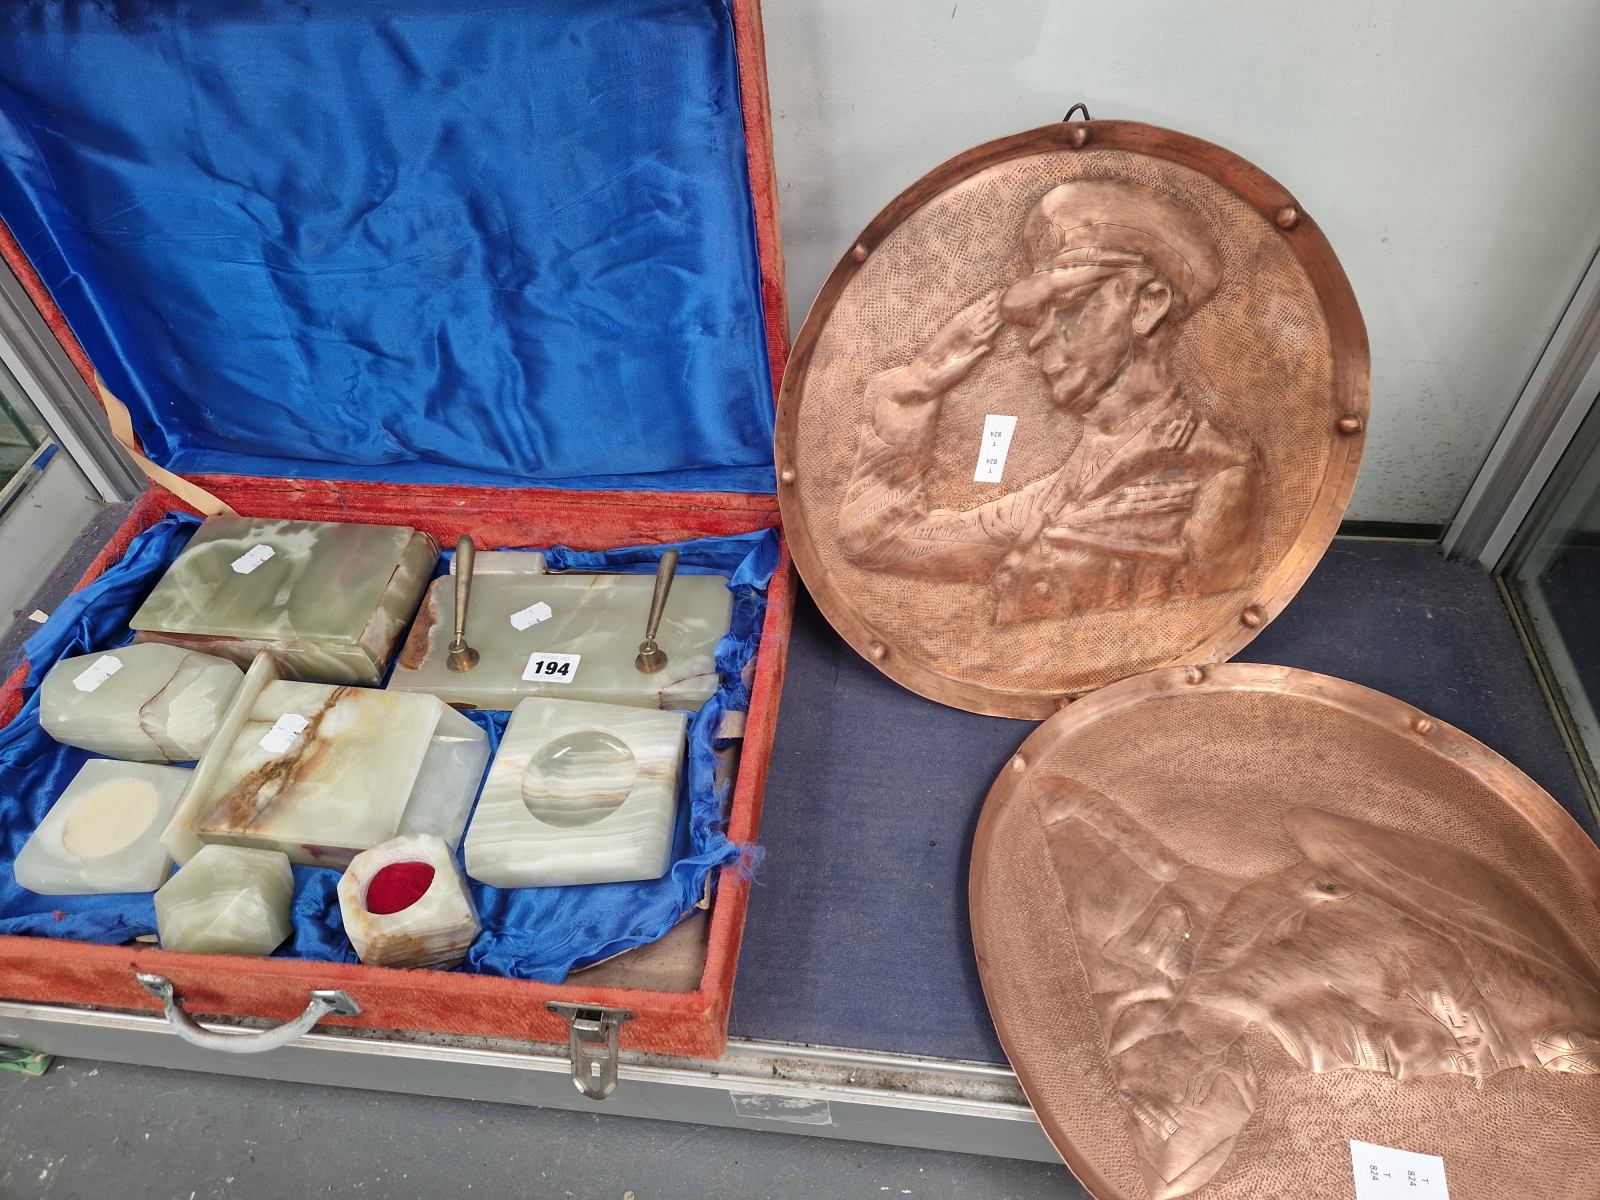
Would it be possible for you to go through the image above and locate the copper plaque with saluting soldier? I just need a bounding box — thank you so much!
[777,120,1368,717]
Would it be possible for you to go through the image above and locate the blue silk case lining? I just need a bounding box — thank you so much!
[0,515,775,982]
[0,0,774,492]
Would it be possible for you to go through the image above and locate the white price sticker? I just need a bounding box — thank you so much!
[1350,1140,1449,1200]
[522,651,580,683]
[972,414,1018,483]
[231,544,276,574]
[258,712,309,754]
[509,601,553,631]
[73,655,123,693]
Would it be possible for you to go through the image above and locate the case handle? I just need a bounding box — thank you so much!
[135,973,360,1055]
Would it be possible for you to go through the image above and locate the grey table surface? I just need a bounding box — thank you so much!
[1,1057,1086,1200]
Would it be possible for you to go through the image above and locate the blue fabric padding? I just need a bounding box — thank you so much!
[0,515,774,983]
[539,527,779,582]
[0,515,203,944]
[0,1,774,493]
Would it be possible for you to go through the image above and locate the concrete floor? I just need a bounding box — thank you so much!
[1,1056,1087,1200]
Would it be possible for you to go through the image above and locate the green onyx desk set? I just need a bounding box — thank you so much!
[154,844,295,957]
[389,541,734,711]
[160,651,489,870]
[39,642,243,763]
[129,516,438,686]
[464,695,687,889]
[13,760,191,895]
[409,540,698,888]
[27,533,706,934]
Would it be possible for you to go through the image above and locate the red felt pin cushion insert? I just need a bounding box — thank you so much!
[364,861,436,915]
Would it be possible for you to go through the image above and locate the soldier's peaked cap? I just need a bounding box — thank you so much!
[1000,179,1223,326]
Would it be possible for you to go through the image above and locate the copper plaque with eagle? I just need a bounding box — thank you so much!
[970,664,1600,1200]
[775,121,1369,717]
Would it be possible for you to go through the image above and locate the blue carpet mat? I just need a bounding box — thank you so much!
[730,541,1593,1063]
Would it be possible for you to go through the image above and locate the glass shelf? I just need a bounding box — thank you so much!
[1501,394,1600,820]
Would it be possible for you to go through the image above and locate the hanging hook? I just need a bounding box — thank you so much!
[1062,103,1092,123]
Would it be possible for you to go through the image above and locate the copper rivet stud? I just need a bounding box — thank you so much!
[851,243,869,262]
[1185,665,1206,685]
[1411,716,1433,735]
[1337,412,1364,436]
[869,641,887,661]
[1066,124,1089,148]
[1274,205,1300,230]
[779,465,796,484]
[1010,754,1028,773]
[1240,605,1266,628]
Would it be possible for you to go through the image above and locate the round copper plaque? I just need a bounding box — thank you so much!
[970,664,1600,1200]
[776,121,1369,717]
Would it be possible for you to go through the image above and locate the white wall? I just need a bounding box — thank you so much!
[763,0,1600,524]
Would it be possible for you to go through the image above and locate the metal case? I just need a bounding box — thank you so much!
[0,0,793,1072]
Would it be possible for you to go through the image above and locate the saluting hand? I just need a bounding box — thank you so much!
[900,290,1004,400]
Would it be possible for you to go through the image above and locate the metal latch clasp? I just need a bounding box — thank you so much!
[545,1002,636,1100]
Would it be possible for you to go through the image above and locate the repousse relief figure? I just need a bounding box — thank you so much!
[1034,777,1600,1200]
[839,180,1265,625]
